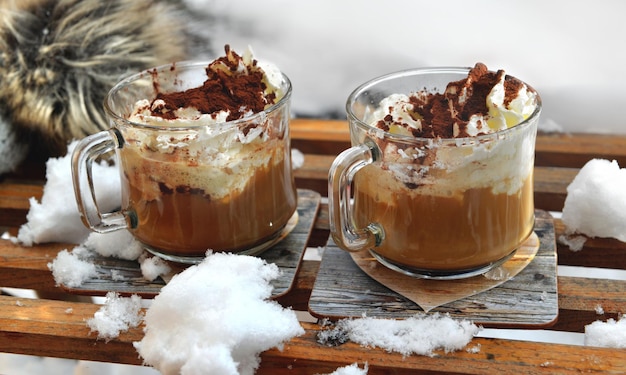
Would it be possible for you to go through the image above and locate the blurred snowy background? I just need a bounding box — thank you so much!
[2,0,626,374]
[196,0,626,134]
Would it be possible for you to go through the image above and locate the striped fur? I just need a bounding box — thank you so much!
[0,0,209,158]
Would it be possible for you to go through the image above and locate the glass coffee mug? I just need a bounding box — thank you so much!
[72,61,297,263]
[329,68,541,279]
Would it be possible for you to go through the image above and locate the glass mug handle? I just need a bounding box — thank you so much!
[328,139,384,252]
[71,129,127,233]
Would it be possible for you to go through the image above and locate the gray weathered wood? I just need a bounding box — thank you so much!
[61,189,321,299]
[309,210,558,328]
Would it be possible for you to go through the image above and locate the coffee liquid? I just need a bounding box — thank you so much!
[353,164,534,271]
[121,146,297,255]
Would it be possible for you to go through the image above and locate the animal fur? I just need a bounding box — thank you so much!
[0,0,212,166]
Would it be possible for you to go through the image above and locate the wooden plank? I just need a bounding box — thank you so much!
[293,155,577,210]
[3,131,626,228]
[3,205,626,312]
[288,119,626,167]
[0,240,72,293]
[290,119,351,155]
[0,295,143,365]
[2,121,626,374]
[550,308,620,333]
[558,276,626,314]
[312,203,626,271]
[309,210,558,328]
[554,218,626,269]
[294,154,335,180]
[533,166,576,212]
[57,189,320,301]
[0,182,43,228]
[2,296,626,374]
[0,164,576,225]
[259,325,626,375]
[290,119,350,143]
[0,160,46,183]
[2,205,624,276]
[535,132,626,168]
[275,260,321,311]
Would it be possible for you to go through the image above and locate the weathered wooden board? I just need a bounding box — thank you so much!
[61,189,321,299]
[349,232,540,313]
[309,210,558,328]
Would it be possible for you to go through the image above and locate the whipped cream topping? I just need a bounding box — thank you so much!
[360,64,540,195]
[128,45,285,126]
[125,44,288,151]
[121,46,289,201]
[365,63,538,139]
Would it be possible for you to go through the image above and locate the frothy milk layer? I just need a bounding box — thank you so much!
[366,130,535,198]
[121,128,282,202]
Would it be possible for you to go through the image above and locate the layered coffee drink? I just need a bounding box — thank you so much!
[344,63,541,277]
[353,162,534,271]
[117,46,297,259]
[120,138,295,255]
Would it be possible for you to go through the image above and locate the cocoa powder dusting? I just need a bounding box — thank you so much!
[149,45,274,121]
[503,74,524,107]
[404,63,502,138]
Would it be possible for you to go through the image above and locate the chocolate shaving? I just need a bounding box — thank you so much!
[396,63,529,138]
[148,45,274,122]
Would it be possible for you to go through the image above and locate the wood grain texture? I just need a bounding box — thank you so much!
[2,119,626,373]
[2,296,625,374]
[535,132,626,168]
[309,210,558,328]
[58,189,320,299]
[348,232,540,313]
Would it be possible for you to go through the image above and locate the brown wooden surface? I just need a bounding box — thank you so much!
[57,189,320,299]
[1,118,626,373]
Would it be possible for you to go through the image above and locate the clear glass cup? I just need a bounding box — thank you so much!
[329,67,541,279]
[72,61,297,263]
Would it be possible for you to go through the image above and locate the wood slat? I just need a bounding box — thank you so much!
[289,119,626,168]
[0,240,71,293]
[533,166,576,212]
[2,296,626,374]
[1,236,624,335]
[259,324,626,375]
[0,296,142,365]
[0,182,43,228]
[558,276,626,314]
[0,165,577,224]
[2,119,626,374]
[290,119,351,156]
[4,121,626,229]
[309,213,558,328]
[554,219,626,269]
[535,132,626,168]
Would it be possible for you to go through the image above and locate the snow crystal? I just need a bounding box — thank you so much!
[138,253,172,282]
[562,159,626,242]
[14,141,120,246]
[317,363,369,375]
[47,249,97,287]
[87,292,144,341]
[133,252,304,375]
[585,316,626,348]
[83,230,143,261]
[318,313,479,357]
